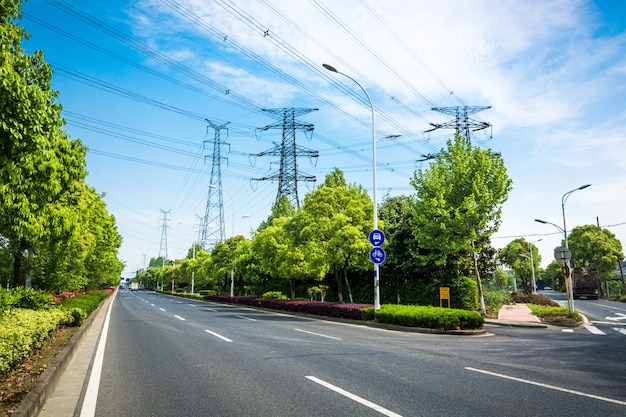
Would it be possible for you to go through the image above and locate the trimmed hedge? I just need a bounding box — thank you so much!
[0,308,73,375]
[204,295,371,320]
[373,304,484,331]
[202,296,483,330]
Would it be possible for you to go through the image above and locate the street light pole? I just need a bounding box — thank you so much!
[209,185,235,297]
[323,64,400,311]
[535,184,591,314]
[561,184,591,314]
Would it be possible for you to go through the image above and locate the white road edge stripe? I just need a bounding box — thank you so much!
[295,328,342,340]
[305,376,402,417]
[205,329,233,342]
[466,367,626,406]
[80,291,117,416]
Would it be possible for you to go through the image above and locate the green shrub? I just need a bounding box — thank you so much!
[66,307,88,326]
[361,306,375,320]
[60,291,107,316]
[374,304,484,331]
[483,290,513,314]
[0,308,73,375]
[262,291,288,300]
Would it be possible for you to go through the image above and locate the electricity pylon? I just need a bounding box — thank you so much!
[201,121,230,251]
[252,108,318,208]
[425,106,491,142]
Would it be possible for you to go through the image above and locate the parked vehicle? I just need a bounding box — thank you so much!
[572,267,599,300]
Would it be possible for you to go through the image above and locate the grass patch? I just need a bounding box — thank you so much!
[527,304,582,326]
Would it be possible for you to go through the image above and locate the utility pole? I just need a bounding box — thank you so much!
[252,108,318,208]
[425,106,492,142]
[201,121,230,251]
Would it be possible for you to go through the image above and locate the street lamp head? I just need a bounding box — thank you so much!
[381,132,403,139]
[578,184,591,190]
[534,219,548,224]
[323,63,338,73]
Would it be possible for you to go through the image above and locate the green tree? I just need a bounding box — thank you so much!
[568,225,623,283]
[1,1,89,286]
[294,168,371,303]
[497,238,542,295]
[211,236,248,295]
[409,135,512,311]
[379,195,420,303]
[256,195,296,233]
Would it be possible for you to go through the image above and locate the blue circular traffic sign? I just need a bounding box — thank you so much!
[369,247,386,264]
[369,229,385,247]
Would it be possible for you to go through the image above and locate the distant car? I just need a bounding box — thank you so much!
[544,286,552,290]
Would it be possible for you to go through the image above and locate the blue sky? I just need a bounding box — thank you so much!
[19,0,626,277]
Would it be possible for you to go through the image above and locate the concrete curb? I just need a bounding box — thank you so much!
[484,318,548,328]
[12,291,114,417]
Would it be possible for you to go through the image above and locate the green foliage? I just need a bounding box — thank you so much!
[483,290,513,315]
[0,308,73,375]
[527,304,582,323]
[0,287,53,315]
[0,0,123,291]
[59,291,107,317]
[410,135,512,269]
[374,304,484,331]
[66,307,87,326]
[262,291,288,300]
[498,238,541,294]
[567,225,624,282]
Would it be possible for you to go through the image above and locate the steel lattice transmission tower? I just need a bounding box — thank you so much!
[252,108,319,208]
[158,209,171,267]
[201,121,230,251]
[425,106,492,142]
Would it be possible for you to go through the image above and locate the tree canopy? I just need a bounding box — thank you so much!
[0,0,123,291]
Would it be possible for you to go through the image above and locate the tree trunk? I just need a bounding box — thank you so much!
[290,278,296,300]
[335,269,344,303]
[343,269,353,303]
[12,238,29,287]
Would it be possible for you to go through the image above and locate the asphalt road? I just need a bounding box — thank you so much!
[78,289,626,417]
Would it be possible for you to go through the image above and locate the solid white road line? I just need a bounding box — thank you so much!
[305,376,402,417]
[295,328,342,340]
[466,367,626,406]
[204,329,233,342]
[80,291,117,417]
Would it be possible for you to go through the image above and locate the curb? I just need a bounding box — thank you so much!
[12,291,115,417]
[484,318,548,328]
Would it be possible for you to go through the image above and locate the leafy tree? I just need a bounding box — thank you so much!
[256,194,296,233]
[294,168,371,303]
[567,225,623,282]
[211,236,248,295]
[1,1,89,286]
[497,238,542,295]
[409,135,512,311]
[379,195,420,303]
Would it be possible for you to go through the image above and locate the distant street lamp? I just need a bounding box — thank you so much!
[518,238,542,294]
[323,63,400,310]
[535,184,591,314]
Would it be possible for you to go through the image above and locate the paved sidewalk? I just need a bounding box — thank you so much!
[497,303,541,322]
